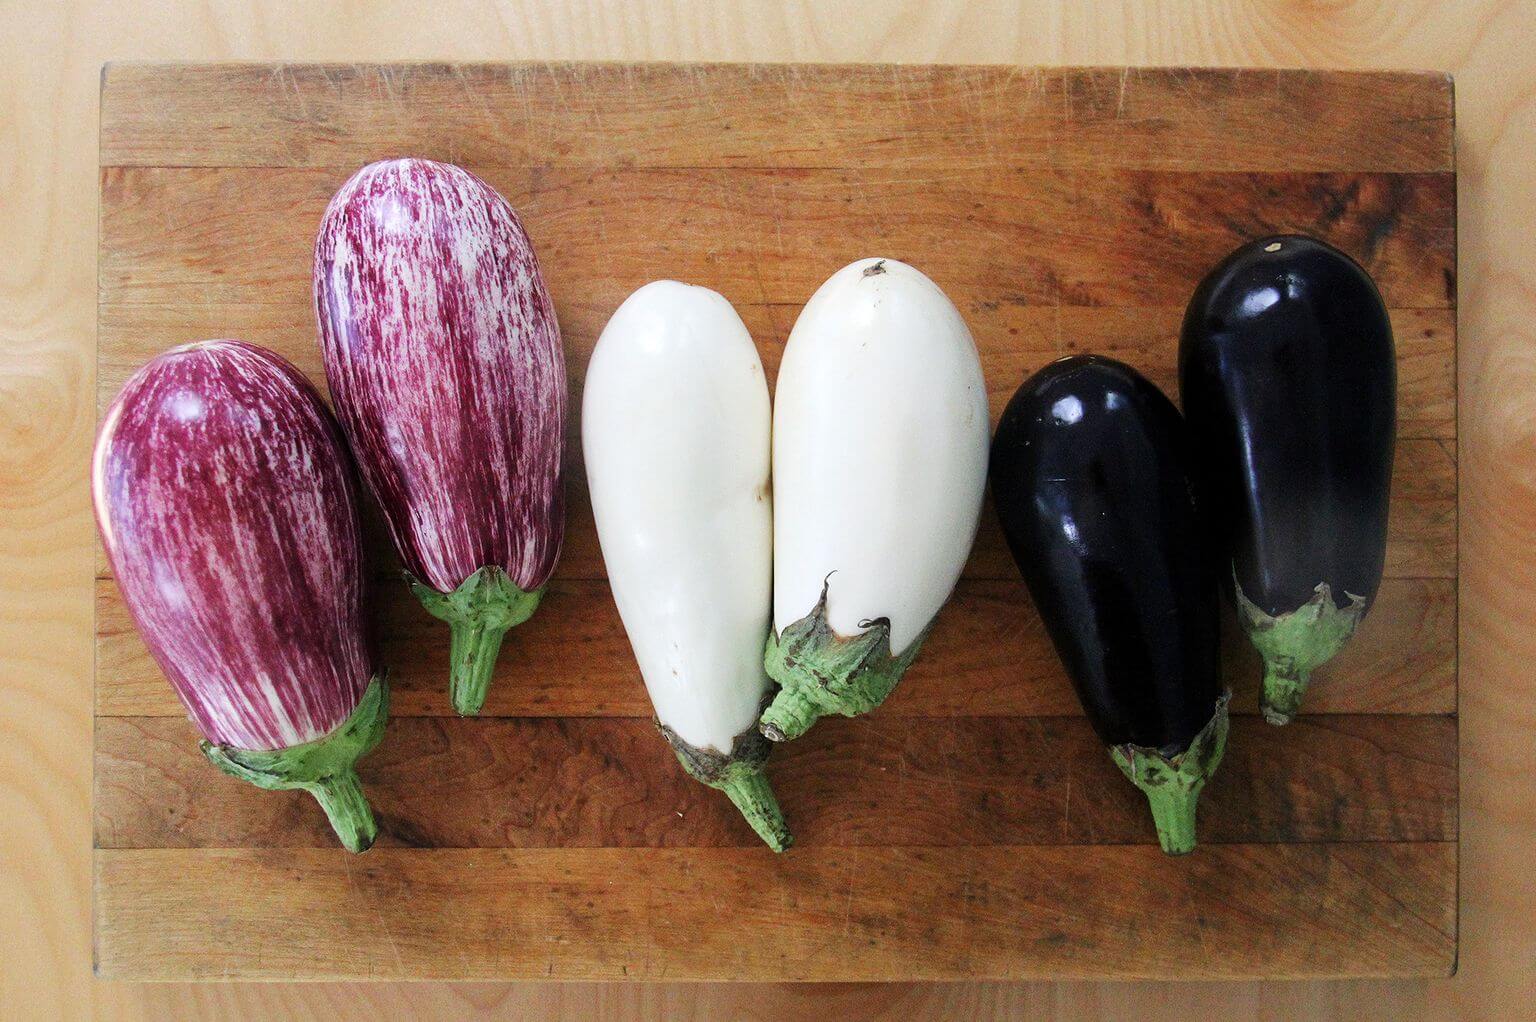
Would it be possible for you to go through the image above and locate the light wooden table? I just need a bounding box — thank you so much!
[1,1,1529,1017]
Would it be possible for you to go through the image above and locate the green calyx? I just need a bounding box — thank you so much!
[410,565,544,716]
[658,715,793,853]
[201,673,390,853]
[760,580,932,742]
[1234,574,1366,726]
[1109,691,1230,856]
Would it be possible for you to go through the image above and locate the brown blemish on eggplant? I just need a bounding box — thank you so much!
[656,691,776,782]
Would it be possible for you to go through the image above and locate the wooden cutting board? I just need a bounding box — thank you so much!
[94,62,1457,981]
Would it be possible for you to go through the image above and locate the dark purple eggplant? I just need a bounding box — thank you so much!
[1179,235,1395,725]
[990,355,1228,855]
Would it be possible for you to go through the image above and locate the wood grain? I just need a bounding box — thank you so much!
[98,63,1454,173]
[95,842,1456,981]
[96,713,1456,849]
[96,576,1458,718]
[13,1,1536,1018]
[97,166,1455,310]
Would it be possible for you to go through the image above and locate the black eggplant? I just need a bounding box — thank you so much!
[990,355,1228,855]
[1179,235,1395,725]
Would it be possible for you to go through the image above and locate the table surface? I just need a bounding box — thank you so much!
[90,62,1459,983]
[2,0,1531,1018]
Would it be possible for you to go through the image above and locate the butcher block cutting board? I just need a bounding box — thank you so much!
[94,63,1457,981]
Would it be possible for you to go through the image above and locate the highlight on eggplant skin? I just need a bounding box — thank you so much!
[989,354,1228,855]
[91,339,387,852]
[315,158,567,717]
[1178,235,1396,726]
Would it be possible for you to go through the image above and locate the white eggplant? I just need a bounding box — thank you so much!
[582,280,791,851]
[762,258,989,741]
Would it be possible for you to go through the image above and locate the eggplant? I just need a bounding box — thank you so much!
[990,355,1228,855]
[92,340,387,852]
[1179,235,1395,725]
[584,281,791,851]
[761,258,990,742]
[315,158,566,716]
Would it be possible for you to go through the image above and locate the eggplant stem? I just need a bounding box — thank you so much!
[761,579,934,742]
[200,673,389,854]
[717,766,793,853]
[1234,576,1365,726]
[1260,661,1308,726]
[409,567,544,716]
[1139,781,1200,855]
[758,686,822,743]
[448,618,509,716]
[1109,691,1230,856]
[659,716,794,853]
[306,769,377,853]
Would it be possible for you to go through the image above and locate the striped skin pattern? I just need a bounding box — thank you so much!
[92,340,372,751]
[314,159,566,596]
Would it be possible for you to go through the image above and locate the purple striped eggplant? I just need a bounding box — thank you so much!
[314,158,567,716]
[92,340,387,852]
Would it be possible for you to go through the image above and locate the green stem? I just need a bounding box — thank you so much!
[659,714,793,853]
[1234,575,1365,726]
[306,769,377,853]
[447,619,508,716]
[1109,691,1230,857]
[757,686,822,744]
[201,674,389,854]
[760,578,933,742]
[1260,661,1309,726]
[1139,778,1200,856]
[409,566,544,716]
[717,766,793,852]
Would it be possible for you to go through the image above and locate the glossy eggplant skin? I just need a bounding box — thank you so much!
[1178,235,1395,618]
[990,356,1222,756]
[92,339,373,751]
